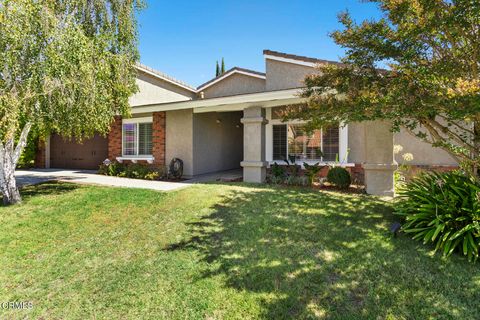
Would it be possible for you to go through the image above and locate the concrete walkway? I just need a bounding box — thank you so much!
[185,169,242,183]
[15,169,191,191]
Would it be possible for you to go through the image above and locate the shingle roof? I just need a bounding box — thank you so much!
[135,63,196,92]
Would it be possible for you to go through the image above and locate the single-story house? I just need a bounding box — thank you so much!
[35,50,458,196]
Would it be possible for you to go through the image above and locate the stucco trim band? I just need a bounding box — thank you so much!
[240,117,269,125]
[241,161,268,168]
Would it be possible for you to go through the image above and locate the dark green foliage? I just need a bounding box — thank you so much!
[327,167,351,189]
[98,161,124,176]
[283,158,300,177]
[124,163,151,179]
[216,60,220,77]
[270,162,286,179]
[98,161,165,180]
[303,162,325,185]
[17,133,39,169]
[221,57,225,74]
[396,171,480,262]
[283,0,480,173]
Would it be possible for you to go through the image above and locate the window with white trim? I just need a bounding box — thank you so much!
[272,124,339,162]
[122,120,153,156]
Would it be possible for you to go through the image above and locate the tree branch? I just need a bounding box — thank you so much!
[427,118,477,153]
[419,120,465,163]
[13,122,32,165]
[436,114,475,135]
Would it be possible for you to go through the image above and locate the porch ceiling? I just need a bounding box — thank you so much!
[131,88,305,114]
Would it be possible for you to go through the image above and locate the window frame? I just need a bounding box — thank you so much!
[266,108,351,167]
[121,117,153,157]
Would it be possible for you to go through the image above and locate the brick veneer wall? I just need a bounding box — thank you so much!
[152,112,166,166]
[107,112,166,167]
[108,116,122,160]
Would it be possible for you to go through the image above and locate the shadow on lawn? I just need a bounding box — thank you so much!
[18,181,80,200]
[168,185,479,318]
[1,182,79,205]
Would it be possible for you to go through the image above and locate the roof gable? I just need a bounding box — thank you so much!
[135,63,196,93]
[197,67,266,91]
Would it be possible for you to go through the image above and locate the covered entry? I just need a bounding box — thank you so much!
[49,134,108,170]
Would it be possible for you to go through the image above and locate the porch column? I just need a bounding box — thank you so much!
[241,106,268,183]
[363,120,397,196]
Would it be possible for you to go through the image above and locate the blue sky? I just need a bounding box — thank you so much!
[137,0,382,87]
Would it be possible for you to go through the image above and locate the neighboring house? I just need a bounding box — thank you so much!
[35,50,458,196]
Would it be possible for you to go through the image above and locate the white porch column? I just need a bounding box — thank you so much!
[363,120,397,196]
[241,106,268,183]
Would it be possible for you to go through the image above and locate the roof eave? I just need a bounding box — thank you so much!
[135,64,197,93]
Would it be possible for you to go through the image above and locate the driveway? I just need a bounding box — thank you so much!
[15,169,191,192]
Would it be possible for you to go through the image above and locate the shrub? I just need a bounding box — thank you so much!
[303,162,325,185]
[285,175,308,186]
[283,158,301,177]
[327,167,351,189]
[269,176,284,185]
[144,171,160,181]
[98,161,124,176]
[126,163,151,179]
[396,171,480,262]
[270,162,286,179]
[17,133,39,169]
[98,162,165,180]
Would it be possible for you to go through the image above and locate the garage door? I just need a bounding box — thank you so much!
[50,134,108,170]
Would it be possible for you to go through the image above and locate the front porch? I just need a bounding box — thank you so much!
[129,88,396,196]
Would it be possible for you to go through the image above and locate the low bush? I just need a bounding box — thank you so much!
[396,171,480,262]
[303,162,325,186]
[98,161,166,181]
[327,167,351,189]
[270,162,286,179]
[284,175,309,186]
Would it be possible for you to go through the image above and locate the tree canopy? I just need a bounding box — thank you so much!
[285,0,480,174]
[0,0,143,204]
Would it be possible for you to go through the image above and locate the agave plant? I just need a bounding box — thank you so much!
[396,171,480,262]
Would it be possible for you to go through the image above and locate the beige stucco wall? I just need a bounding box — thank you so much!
[129,71,195,107]
[165,109,194,177]
[348,122,458,166]
[201,73,266,99]
[394,128,458,166]
[348,122,366,163]
[265,59,320,91]
[193,111,243,175]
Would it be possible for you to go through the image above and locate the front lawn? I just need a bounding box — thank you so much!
[1,182,479,319]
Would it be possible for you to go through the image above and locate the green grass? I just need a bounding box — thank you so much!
[0,182,479,319]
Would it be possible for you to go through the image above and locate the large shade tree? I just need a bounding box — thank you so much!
[0,0,143,204]
[285,0,480,176]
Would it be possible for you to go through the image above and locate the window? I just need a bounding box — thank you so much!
[272,124,339,162]
[272,125,287,160]
[322,126,339,161]
[122,120,153,156]
[138,123,153,155]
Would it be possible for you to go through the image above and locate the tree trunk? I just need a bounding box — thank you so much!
[0,123,32,205]
[0,154,22,205]
[474,119,480,177]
